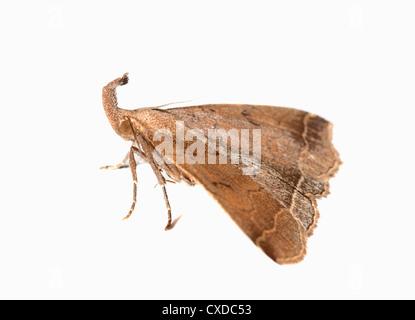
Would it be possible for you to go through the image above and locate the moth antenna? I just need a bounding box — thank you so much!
[152,94,204,109]
[152,99,193,109]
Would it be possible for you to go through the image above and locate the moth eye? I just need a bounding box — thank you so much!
[119,120,133,135]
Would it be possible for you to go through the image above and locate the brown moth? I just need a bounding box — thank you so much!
[101,73,341,264]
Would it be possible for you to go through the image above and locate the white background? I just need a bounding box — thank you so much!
[1,1,414,299]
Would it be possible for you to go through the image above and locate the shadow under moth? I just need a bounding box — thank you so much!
[101,73,341,264]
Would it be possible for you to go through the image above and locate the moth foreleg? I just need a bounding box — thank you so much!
[100,151,130,170]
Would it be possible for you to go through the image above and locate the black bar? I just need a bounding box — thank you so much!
[140,300,280,318]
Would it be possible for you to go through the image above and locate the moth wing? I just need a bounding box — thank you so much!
[139,104,341,264]
[174,162,309,264]
[165,104,341,234]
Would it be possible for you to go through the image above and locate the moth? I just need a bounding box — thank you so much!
[101,73,341,264]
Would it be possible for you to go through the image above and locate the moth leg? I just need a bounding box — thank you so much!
[122,145,138,220]
[161,183,173,230]
[100,152,130,170]
[134,153,174,230]
[127,118,176,230]
[131,145,146,159]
